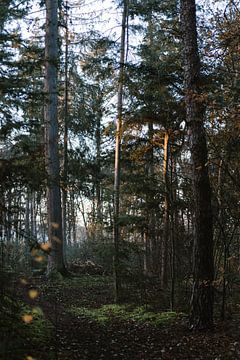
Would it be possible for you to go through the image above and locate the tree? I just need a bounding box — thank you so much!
[0,0,47,269]
[180,0,214,330]
[123,0,183,287]
[205,1,240,320]
[113,0,129,303]
[44,0,66,275]
[61,0,69,262]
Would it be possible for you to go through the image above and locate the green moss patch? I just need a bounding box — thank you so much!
[69,303,183,326]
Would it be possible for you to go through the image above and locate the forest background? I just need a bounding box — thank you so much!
[1,0,240,351]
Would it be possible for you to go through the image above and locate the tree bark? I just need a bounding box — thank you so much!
[44,0,66,275]
[113,0,128,303]
[62,0,69,263]
[95,114,102,223]
[144,121,155,275]
[181,0,214,330]
[170,148,177,310]
[161,131,170,288]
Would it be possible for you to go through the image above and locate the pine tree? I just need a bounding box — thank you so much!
[44,0,67,275]
[181,0,214,330]
[113,0,129,303]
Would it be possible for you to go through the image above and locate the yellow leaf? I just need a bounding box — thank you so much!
[26,356,34,360]
[28,289,39,299]
[40,242,51,252]
[35,256,44,263]
[22,314,33,323]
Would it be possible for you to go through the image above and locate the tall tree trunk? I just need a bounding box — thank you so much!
[170,148,177,310]
[62,0,69,263]
[96,115,101,218]
[44,0,66,275]
[25,189,30,257]
[144,121,155,275]
[161,131,170,288]
[95,114,102,241]
[113,0,128,303]
[30,191,37,238]
[144,16,156,276]
[181,0,214,330]
[39,200,46,243]
[70,192,77,245]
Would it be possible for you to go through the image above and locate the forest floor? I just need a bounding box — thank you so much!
[1,274,240,360]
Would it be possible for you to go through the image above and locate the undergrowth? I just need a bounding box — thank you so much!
[0,294,53,359]
[42,275,112,288]
[69,303,184,326]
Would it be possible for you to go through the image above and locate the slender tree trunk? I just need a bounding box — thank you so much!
[217,159,226,320]
[79,194,88,233]
[144,16,155,276]
[14,190,20,246]
[70,192,77,245]
[62,0,69,262]
[25,189,30,263]
[44,0,66,275]
[6,190,12,268]
[96,115,101,222]
[30,191,37,238]
[181,0,214,330]
[95,114,102,242]
[113,0,128,303]
[0,189,3,246]
[144,121,155,275]
[170,150,177,310]
[39,200,46,242]
[161,131,170,288]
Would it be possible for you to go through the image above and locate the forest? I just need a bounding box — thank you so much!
[0,0,240,359]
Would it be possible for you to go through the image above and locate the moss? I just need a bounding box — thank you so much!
[59,275,112,288]
[131,307,179,325]
[68,303,184,326]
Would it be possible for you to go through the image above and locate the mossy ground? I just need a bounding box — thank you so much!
[69,303,183,326]
[1,275,240,359]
